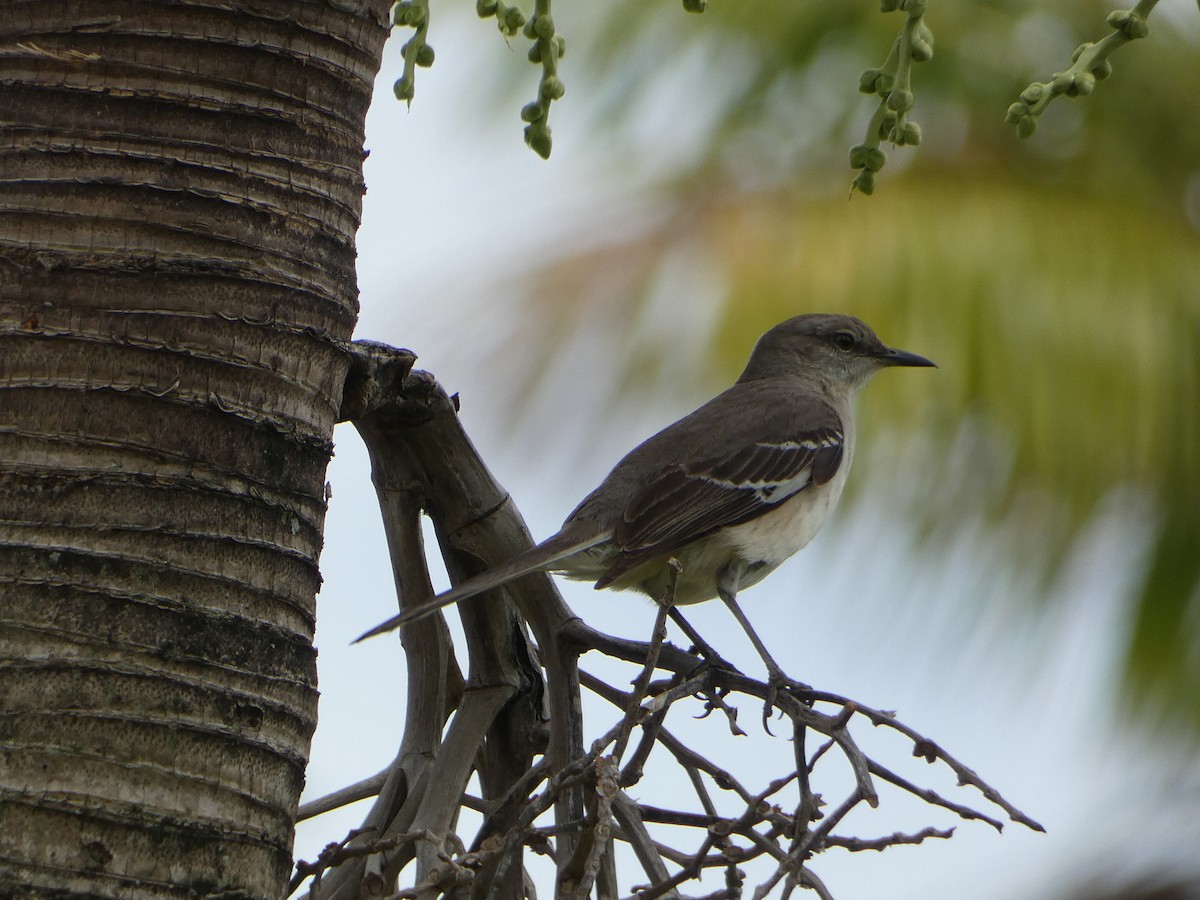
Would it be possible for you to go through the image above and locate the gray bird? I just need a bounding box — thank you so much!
[357,314,934,680]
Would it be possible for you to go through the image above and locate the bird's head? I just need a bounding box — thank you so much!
[739,313,935,390]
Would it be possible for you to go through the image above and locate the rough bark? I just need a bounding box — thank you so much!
[0,2,390,897]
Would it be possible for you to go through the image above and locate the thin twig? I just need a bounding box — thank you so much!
[612,573,675,764]
[334,353,1045,900]
[811,690,1045,832]
[297,770,387,821]
[825,826,956,852]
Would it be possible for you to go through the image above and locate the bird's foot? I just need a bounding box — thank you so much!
[762,666,814,733]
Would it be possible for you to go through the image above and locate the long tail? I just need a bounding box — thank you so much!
[353,529,609,643]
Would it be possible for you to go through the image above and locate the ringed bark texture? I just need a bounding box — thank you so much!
[0,2,391,896]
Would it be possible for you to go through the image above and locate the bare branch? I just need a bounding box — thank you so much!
[298,770,387,822]
[826,826,956,853]
[314,351,1044,900]
[610,793,678,897]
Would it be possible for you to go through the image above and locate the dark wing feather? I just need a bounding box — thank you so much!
[595,426,843,587]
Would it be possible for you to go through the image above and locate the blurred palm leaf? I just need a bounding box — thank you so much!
[497,2,1200,723]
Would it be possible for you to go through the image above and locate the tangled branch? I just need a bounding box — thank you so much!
[297,342,1042,899]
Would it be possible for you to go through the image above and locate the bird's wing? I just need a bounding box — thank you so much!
[595,425,844,588]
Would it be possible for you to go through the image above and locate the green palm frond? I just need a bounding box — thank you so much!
[449,1,1200,723]
[515,176,1200,724]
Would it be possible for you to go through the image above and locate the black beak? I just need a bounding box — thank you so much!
[877,346,937,368]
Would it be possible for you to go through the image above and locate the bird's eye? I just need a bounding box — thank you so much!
[831,332,856,352]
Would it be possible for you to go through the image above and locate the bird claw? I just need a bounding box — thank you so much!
[762,668,813,733]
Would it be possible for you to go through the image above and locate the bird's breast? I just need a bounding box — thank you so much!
[719,454,851,568]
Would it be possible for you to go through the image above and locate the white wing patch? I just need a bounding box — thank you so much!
[601,429,845,587]
[696,437,838,505]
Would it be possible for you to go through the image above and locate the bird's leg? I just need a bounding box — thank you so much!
[656,558,734,671]
[666,607,735,673]
[716,562,786,677]
[717,562,810,729]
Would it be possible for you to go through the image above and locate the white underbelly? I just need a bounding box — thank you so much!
[719,474,847,567]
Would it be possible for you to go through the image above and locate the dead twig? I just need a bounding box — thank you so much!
[305,351,1044,900]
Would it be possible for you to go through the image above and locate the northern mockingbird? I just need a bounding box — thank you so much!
[358,314,934,680]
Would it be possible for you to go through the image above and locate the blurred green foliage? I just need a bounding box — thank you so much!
[582,1,1200,203]
[513,2,1200,725]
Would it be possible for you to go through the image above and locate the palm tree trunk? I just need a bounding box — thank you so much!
[0,3,390,896]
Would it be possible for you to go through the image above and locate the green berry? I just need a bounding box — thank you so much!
[541,76,565,100]
[900,121,921,145]
[1017,116,1036,139]
[863,147,887,172]
[1005,101,1028,125]
[476,0,498,15]
[501,7,524,34]
[403,4,426,28]
[1106,9,1149,38]
[525,124,552,159]
[859,69,882,94]
[682,0,708,11]
[1019,84,1044,104]
[886,89,914,113]
[1092,60,1113,79]
[415,44,435,67]
[849,144,869,169]
[393,76,414,101]
[520,101,544,123]
[852,170,876,196]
